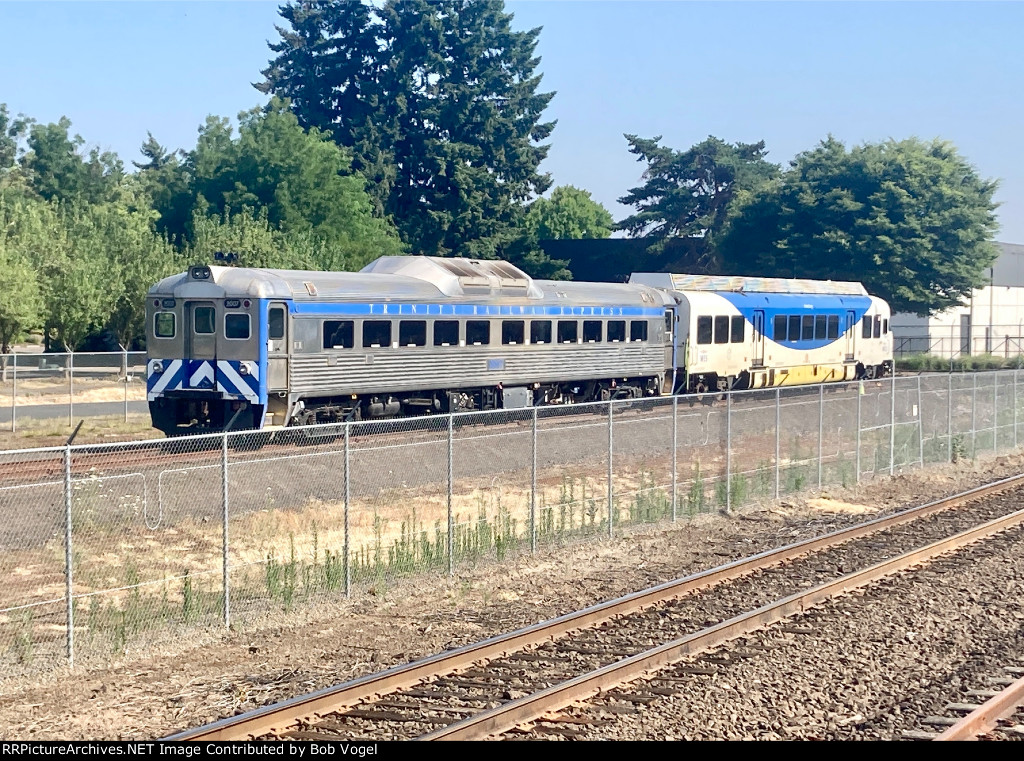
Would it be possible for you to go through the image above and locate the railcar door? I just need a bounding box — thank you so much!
[267,302,289,392]
[664,308,676,371]
[752,311,765,367]
[845,310,856,362]
[184,301,217,390]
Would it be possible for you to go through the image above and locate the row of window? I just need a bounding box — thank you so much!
[696,316,745,345]
[862,315,890,339]
[323,318,650,349]
[154,310,253,340]
[774,314,841,342]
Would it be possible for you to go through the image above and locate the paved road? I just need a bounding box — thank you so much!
[0,400,149,424]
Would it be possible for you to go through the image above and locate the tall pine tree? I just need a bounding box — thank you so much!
[259,0,557,266]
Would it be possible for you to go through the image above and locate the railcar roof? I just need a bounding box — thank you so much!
[148,256,668,308]
[629,272,868,296]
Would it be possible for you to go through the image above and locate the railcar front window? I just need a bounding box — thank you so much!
[434,320,459,346]
[630,320,648,342]
[774,315,787,341]
[558,321,578,344]
[467,320,490,346]
[608,320,626,343]
[363,320,392,348]
[399,320,427,347]
[154,312,175,338]
[530,320,552,344]
[225,314,250,340]
[269,308,285,340]
[194,306,215,334]
[324,320,354,349]
[583,320,602,343]
[827,315,840,339]
[862,316,873,339]
[874,316,881,338]
[883,319,889,335]
[697,317,713,345]
[730,316,744,343]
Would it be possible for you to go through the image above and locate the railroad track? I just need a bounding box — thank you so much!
[167,472,1024,742]
[900,664,1024,740]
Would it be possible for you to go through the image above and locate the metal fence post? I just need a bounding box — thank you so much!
[11,354,16,433]
[447,414,454,576]
[855,381,861,484]
[64,444,74,667]
[972,372,977,458]
[531,406,537,552]
[917,375,924,466]
[993,372,999,454]
[671,396,678,522]
[947,372,953,462]
[817,384,823,488]
[726,390,732,510]
[68,351,74,427]
[774,388,780,500]
[123,348,129,423]
[1015,369,1019,449]
[889,372,896,476]
[221,432,230,628]
[344,422,351,598]
[607,400,614,538]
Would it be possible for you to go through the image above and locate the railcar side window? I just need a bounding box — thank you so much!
[557,321,578,344]
[323,320,354,349]
[630,320,648,342]
[269,307,285,340]
[608,320,626,343]
[154,312,175,338]
[502,320,525,345]
[814,315,827,340]
[225,314,250,340]
[713,316,729,344]
[583,320,602,343]
[862,316,873,339]
[773,315,787,341]
[730,316,744,343]
[194,306,215,334]
[363,320,392,348]
[433,320,459,346]
[827,315,840,339]
[697,316,713,345]
[883,319,889,335]
[530,320,552,345]
[467,320,490,346]
[801,316,814,341]
[874,315,881,339]
[788,316,800,342]
[399,320,427,347]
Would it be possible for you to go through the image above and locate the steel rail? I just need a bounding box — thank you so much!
[423,505,1024,740]
[937,675,1024,741]
[166,471,1024,742]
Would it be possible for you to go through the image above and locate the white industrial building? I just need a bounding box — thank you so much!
[891,241,1024,358]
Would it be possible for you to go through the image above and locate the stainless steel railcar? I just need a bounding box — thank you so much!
[146,256,669,434]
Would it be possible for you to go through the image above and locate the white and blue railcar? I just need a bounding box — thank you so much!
[628,273,893,393]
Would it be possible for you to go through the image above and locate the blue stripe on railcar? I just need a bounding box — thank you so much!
[290,303,664,318]
[718,292,873,350]
[258,298,269,408]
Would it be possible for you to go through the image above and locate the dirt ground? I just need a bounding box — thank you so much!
[2,450,1023,740]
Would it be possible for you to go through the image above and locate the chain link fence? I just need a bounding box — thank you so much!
[0,351,149,433]
[0,369,1019,677]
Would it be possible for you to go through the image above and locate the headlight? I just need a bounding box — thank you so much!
[152,361,164,374]
[238,363,249,376]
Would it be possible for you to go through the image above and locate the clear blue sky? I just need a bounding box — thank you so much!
[2,1,1022,242]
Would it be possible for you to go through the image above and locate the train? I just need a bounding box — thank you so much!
[145,256,892,435]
